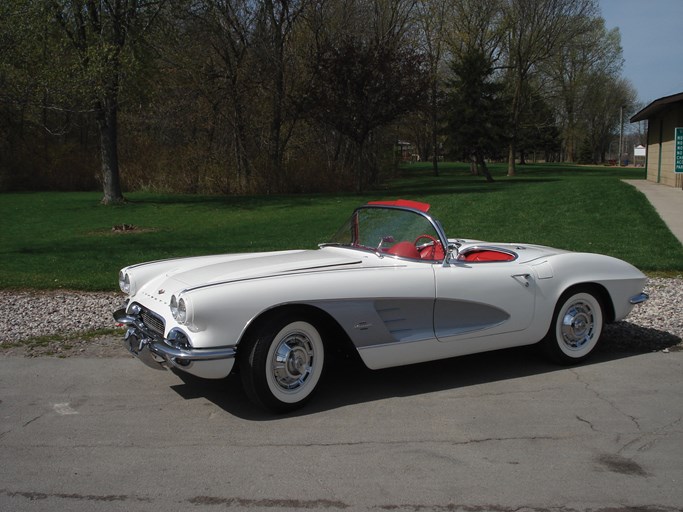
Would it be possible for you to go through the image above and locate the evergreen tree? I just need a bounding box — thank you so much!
[446,48,507,182]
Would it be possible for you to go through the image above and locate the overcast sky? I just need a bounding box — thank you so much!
[598,0,683,106]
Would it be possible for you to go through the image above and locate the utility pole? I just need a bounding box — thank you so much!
[618,106,624,166]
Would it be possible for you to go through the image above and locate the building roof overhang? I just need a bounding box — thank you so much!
[631,92,683,122]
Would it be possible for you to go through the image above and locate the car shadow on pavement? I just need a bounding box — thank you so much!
[169,322,680,421]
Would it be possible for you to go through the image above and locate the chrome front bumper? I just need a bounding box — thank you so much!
[113,307,236,372]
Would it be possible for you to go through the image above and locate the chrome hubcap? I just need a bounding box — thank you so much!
[561,301,594,350]
[272,333,315,391]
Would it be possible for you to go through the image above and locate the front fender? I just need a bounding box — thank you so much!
[181,265,436,349]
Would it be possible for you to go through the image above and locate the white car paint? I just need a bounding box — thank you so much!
[115,201,648,407]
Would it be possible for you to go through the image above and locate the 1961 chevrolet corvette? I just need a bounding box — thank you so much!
[115,200,649,412]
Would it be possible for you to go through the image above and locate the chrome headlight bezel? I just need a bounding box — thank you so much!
[170,295,179,319]
[177,297,188,324]
[171,294,190,325]
[119,271,132,295]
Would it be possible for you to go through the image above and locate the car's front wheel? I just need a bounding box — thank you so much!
[239,312,325,413]
[541,288,604,364]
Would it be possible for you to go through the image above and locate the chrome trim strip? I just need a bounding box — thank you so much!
[456,245,519,262]
[180,260,363,295]
[355,204,450,263]
[146,340,237,362]
[629,292,649,305]
[124,256,185,270]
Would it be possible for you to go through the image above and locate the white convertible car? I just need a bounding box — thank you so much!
[115,200,649,412]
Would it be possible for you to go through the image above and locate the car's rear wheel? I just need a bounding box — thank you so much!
[541,288,604,364]
[239,312,325,413]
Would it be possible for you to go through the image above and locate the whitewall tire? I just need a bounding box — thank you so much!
[542,289,604,364]
[239,312,325,413]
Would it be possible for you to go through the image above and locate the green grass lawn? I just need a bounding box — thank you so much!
[2,162,682,291]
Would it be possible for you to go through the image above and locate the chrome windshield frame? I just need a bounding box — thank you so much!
[320,204,450,263]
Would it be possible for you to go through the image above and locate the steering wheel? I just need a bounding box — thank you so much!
[414,234,443,260]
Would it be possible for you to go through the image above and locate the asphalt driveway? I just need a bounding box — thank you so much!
[1,346,682,512]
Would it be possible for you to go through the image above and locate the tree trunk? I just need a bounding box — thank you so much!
[233,95,251,194]
[565,105,575,162]
[96,100,124,204]
[507,74,522,177]
[367,133,380,187]
[430,79,439,177]
[269,31,285,190]
[470,155,479,175]
[269,84,283,189]
[355,142,365,193]
[475,151,494,182]
[507,142,516,176]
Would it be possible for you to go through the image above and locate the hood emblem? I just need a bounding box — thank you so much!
[158,289,165,295]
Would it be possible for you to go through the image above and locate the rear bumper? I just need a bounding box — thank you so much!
[114,307,236,379]
[629,292,649,305]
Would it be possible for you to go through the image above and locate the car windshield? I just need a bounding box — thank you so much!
[323,206,445,260]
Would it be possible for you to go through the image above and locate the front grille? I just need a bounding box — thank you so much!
[140,308,165,337]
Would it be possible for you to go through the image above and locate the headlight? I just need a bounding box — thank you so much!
[177,298,188,324]
[119,271,131,294]
[170,295,179,319]
[171,295,190,325]
[171,295,200,330]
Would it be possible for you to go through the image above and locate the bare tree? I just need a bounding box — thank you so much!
[582,76,636,164]
[183,0,259,192]
[447,0,505,62]
[501,0,597,176]
[545,16,623,162]
[414,0,449,176]
[50,0,166,203]
[3,0,641,196]
[306,0,428,191]
[255,0,310,187]
[309,37,429,190]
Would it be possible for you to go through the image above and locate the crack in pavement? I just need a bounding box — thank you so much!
[0,488,151,503]
[569,369,643,431]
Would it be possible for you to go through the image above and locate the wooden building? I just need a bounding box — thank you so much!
[630,92,683,189]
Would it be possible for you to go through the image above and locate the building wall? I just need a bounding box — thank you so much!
[646,103,683,188]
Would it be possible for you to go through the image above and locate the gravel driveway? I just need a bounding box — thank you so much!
[1,277,681,357]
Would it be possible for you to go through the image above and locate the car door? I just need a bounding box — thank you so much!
[433,260,536,343]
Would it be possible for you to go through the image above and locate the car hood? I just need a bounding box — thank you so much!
[176,249,363,286]
[134,249,364,299]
